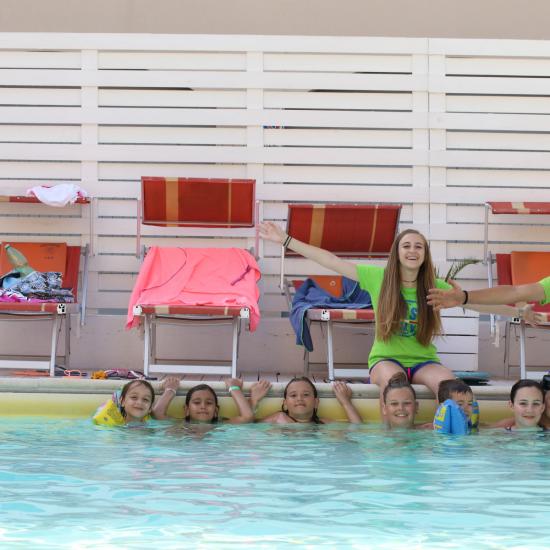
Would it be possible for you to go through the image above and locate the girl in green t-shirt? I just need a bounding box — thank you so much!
[259,224,456,404]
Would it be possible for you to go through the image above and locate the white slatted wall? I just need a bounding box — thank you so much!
[0,33,549,372]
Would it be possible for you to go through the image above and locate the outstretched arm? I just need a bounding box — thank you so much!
[468,303,544,327]
[224,378,254,424]
[332,381,363,424]
[259,221,358,281]
[427,279,546,311]
[152,376,180,420]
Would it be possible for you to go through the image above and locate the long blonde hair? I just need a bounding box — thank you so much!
[376,229,442,346]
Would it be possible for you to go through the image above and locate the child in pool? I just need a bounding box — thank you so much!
[506,379,546,431]
[154,377,254,424]
[381,372,420,429]
[93,379,155,426]
[437,379,477,425]
[259,377,362,424]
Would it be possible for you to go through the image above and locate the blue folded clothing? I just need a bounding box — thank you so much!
[290,277,372,351]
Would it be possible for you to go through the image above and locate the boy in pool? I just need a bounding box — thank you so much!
[433,379,479,434]
[381,372,419,429]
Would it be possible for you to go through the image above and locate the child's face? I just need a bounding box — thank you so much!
[121,384,153,422]
[450,391,474,419]
[398,233,426,271]
[509,387,545,429]
[185,390,218,422]
[382,387,418,429]
[283,381,319,420]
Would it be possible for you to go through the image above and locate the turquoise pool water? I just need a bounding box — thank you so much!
[1,419,549,549]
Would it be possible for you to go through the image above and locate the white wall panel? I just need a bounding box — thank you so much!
[1,34,550,371]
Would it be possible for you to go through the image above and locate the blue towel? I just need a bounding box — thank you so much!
[290,277,372,351]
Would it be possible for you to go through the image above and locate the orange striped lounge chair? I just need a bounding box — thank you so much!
[281,203,401,381]
[484,201,550,379]
[132,177,258,378]
[0,193,91,376]
[0,241,89,376]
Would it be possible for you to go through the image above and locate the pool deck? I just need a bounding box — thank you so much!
[0,373,515,399]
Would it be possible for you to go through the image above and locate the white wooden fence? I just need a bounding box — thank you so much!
[1,33,550,373]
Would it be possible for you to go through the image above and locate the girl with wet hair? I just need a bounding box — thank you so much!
[260,377,362,424]
[153,377,254,424]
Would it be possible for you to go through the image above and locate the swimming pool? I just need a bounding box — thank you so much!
[1,419,549,549]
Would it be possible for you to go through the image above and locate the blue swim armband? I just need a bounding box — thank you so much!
[433,399,470,435]
[469,400,480,432]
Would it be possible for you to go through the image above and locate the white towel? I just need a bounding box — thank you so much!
[26,184,88,207]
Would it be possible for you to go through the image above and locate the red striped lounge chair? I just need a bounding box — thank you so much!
[132,177,258,378]
[281,203,402,381]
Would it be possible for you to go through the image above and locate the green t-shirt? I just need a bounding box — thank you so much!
[539,277,550,305]
[356,264,451,369]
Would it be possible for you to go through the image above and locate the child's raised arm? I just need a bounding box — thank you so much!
[259,221,358,281]
[332,381,363,424]
[224,378,254,424]
[249,379,272,414]
[152,376,180,420]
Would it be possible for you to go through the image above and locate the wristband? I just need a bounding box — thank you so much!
[462,290,469,305]
[228,385,241,392]
[165,387,177,395]
[282,234,292,249]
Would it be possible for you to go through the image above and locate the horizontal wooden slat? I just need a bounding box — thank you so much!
[98,126,247,146]
[0,34,428,54]
[446,131,550,152]
[0,106,428,129]
[264,90,413,111]
[98,89,246,108]
[446,56,550,77]
[0,50,81,69]
[1,69,427,92]
[0,124,81,143]
[445,95,550,114]
[0,143,427,165]
[98,51,246,71]
[0,87,80,106]
[263,53,413,73]
[264,128,412,148]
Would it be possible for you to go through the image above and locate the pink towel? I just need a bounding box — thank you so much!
[127,247,261,331]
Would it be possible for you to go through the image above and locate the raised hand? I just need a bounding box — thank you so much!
[258,221,286,244]
[427,279,465,311]
[249,379,272,409]
[332,380,353,403]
